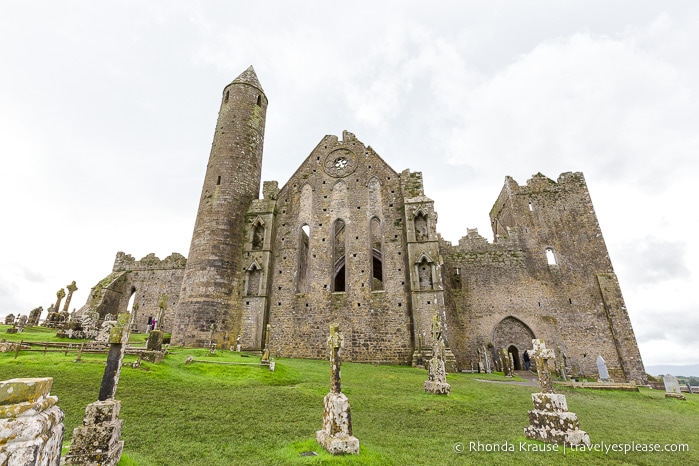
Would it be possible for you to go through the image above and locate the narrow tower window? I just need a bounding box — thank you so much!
[528,201,533,211]
[256,95,262,107]
[216,175,221,186]
[546,248,557,265]
[297,224,311,293]
[370,217,383,290]
[332,219,346,292]
[224,90,229,103]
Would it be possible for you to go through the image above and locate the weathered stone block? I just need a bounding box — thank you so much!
[531,392,568,412]
[423,380,451,395]
[0,378,53,405]
[83,399,120,424]
[316,392,359,455]
[0,377,64,466]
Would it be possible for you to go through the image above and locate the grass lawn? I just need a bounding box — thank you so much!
[1,325,697,465]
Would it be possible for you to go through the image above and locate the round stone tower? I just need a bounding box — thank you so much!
[172,66,268,347]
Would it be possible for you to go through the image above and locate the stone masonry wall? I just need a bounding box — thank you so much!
[441,173,646,383]
[265,132,414,363]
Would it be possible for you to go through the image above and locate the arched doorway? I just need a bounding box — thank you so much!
[508,345,521,370]
[492,316,535,372]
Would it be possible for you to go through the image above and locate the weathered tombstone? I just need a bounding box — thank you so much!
[483,346,492,373]
[524,339,590,446]
[54,288,66,318]
[42,305,54,327]
[0,377,65,465]
[18,315,28,329]
[316,323,359,455]
[261,323,271,364]
[596,355,610,382]
[4,314,15,325]
[501,348,514,377]
[424,313,451,395]
[95,320,117,343]
[27,306,43,327]
[63,312,133,465]
[236,335,242,352]
[62,281,78,313]
[663,374,686,400]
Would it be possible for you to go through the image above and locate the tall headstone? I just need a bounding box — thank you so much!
[0,377,65,465]
[596,355,610,382]
[424,313,451,394]
[261,323,271,364]
[63,312,133,466]
[27,306,43,327]
[663,374,686,400]
[62,281,78,313]
[316,324,359,455]
[146,295,166,351]
[524,339,590,447]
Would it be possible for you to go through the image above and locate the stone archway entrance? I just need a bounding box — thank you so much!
[492,316,535,372]
[508,345,521,370]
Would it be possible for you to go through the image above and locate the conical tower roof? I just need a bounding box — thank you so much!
[230,65,264,93]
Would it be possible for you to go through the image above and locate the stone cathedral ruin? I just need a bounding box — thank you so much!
[78,66,646,384]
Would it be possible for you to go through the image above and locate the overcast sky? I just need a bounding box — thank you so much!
[1,1,697,368]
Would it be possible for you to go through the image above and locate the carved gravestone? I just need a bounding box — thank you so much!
[663,374,686,400]
[62,281,78,313]
[524,339,590,447]
[316,324,359,455]
[27,306,43,327]
[424,313,451,395]
[18,315,28,329]
[147,296,167,351]
[0,377,65,465]
[596,355,610,382]
[63,312,133,466]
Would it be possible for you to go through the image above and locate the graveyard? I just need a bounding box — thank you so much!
[1,325,698,465]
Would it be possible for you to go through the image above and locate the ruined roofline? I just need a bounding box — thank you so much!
[275,130,400,195]
[112,251,187,272]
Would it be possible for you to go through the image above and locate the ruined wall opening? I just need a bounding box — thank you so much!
[492,316,535,370]
[126,287,136,312]
[508,345,521,370]
[370,217,383,290]
[297,224,310,293]
[332,219,346,292]
[414,211,428,242]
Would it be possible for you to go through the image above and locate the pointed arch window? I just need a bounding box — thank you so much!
[414,211,429,242]
[332,219,346,292]
[370,217,383,290]
[245,262,262,296]
[297,224,311,293]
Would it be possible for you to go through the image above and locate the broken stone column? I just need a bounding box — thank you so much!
[524,339,590,447]
[0,377,65,466]
[316,323,359,455]
[63,312,132,466]
[424,313,451,395]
